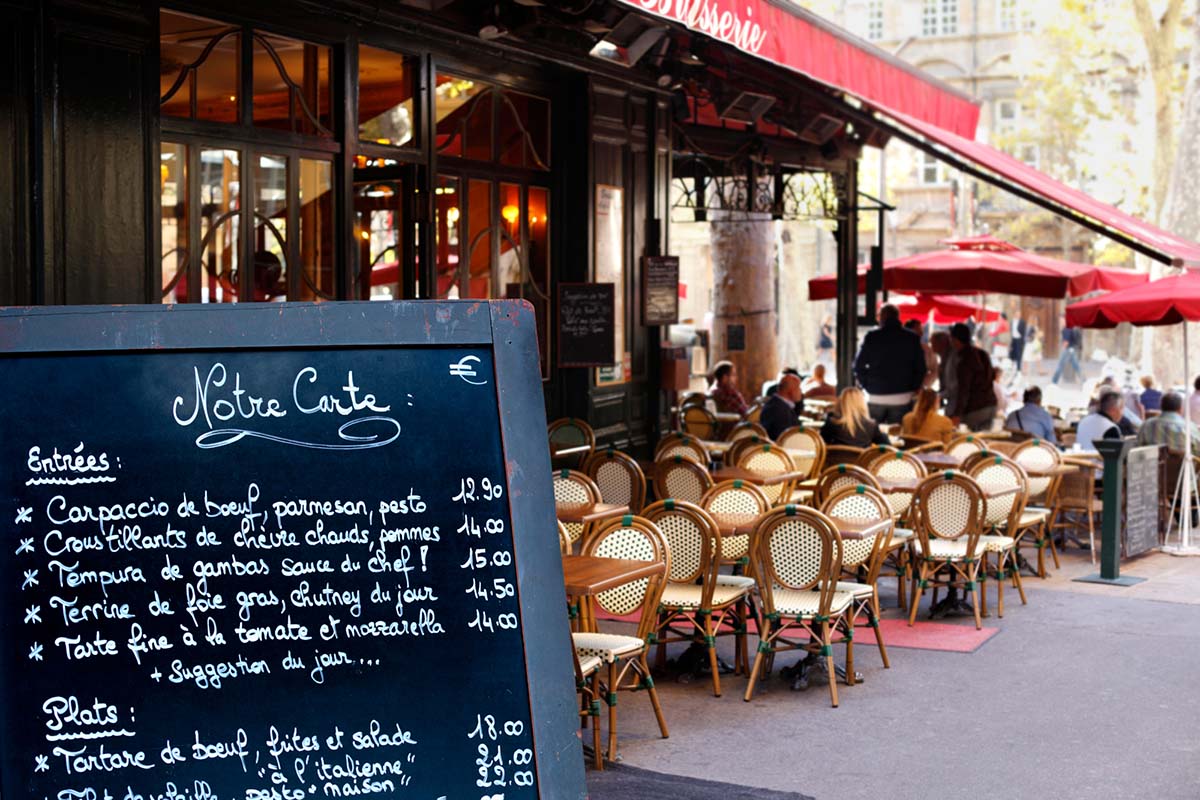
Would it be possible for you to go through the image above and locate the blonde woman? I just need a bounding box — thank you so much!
[901,388,955,442]
[820,387,890,447]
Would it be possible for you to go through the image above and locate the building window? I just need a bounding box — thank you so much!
[436,73,550,170]
[920,151,946,185]
[922,0,958,36]
[359,46,417,147]
[998,0,1035,32]
[866,0,884,40]
[158,8,341,304]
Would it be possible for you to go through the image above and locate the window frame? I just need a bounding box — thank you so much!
[866,0,884,40]
[921,0,958,37]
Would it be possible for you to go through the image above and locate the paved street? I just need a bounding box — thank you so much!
[593,550,1200,800]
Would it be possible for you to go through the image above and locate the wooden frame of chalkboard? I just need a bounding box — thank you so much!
[0,300,586,800]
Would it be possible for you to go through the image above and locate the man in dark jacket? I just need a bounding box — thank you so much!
[948,322,995,431]
[853,304,927,425]
[760,373,802,440]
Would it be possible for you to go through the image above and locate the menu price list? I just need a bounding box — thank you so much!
[1,349,538,800]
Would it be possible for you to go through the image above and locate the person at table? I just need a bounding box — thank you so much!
[1136,392,1200,453]
[708,360,749,416]
[930,331,955,404]
[1075,391,1125,451]
[1140,375,1163,413]
[1005,386,1058,445]
[947,322,995,432]
[821,387,890,448]
[801,363,836,400]
[901,388,955,442]
[761,373,803,439]
[905,319,939,389]
[852,304,927,425]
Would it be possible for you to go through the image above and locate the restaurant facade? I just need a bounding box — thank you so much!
[15,0,1190,455]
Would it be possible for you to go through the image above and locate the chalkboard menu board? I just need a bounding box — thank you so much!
[557,283,615,367]
[1124,444,1160,557]
[0,302,585,800]
[642,256,679,326]
[726,324,746,352]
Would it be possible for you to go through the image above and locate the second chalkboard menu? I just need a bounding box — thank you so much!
[642,256,680,326]
[1124,444,1160,557]
[558,282,615,368]
[0,301,585,800]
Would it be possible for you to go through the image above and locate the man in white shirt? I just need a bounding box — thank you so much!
[1075,391,1124,451]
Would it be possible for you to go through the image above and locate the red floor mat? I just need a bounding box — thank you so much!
[593,612,999,653]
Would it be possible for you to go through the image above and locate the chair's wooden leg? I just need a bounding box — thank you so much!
[606,661,618,761]
[979,553,989,618]
[1036,523,1048,578]
[1013,553,1028,605]
[844,620,855,687]
[744,622,769,702]
[996,551,1005,618]
[639,654,669,739]
[970,565,982,630]
[868,596,890,668]
[589,674,603,771]
[822,621,839,708]
[908,564,924,627]
[705,615,721,697]
[1047,521,1061,569]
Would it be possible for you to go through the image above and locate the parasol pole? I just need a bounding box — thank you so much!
[1165,322,1199,555]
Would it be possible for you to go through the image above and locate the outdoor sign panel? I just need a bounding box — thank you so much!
[0,301,585,800]
[558,282,616,368]
[1124,444,1160,557]
[642,255,680,326]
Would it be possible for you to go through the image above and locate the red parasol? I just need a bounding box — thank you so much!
[1064,270,1200,328]
[807,235,1147,301]
[890,293,1001,325]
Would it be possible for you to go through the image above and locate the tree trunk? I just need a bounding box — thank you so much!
[709,210,779,399]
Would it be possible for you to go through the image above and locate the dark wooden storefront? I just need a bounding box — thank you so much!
[0,0,673,452]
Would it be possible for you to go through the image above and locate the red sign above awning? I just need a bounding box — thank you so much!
[615,0,980,138]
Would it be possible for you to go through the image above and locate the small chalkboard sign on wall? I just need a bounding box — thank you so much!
[558,282,615,367]
[642,256,680,326]
[726,323,746,352]
[1124,444,1160,557]
[0,301,586,800]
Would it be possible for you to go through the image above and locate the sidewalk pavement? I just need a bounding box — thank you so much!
[590,548,1200,800]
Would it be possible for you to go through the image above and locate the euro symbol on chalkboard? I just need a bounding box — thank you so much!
[450,354,488,386]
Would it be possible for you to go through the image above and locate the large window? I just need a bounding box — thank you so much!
[866,0,884,40]
[920,151,947,185]
[922,0,958,36]
[158,9,339,304]
[998,0,1034,32]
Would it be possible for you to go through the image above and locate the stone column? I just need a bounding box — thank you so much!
[709,209,779,399]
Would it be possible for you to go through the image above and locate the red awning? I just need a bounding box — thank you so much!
[615,0,979,138]
[876,110,1200,268]
[892,294,1000,325]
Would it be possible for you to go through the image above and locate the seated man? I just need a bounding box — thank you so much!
[1075,391,1125,451]
[1136,392,1200,453]
[707,360,749,416]
[761,373,802,440]
[1005,386,1058,445]
[801,363,836,400]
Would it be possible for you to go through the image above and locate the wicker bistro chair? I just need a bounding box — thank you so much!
[743,402,763,424]
[743,505,856,707]
[573,515,671,761]
[736,443,799,506]
[584,448,647,514]
[777,424,827,480]
[856,443,900,467]
[812,464,882,508]
[654,434,710,465]
[1012,439,1064,576]
[700,480,772,575]
[573,647,605,770]
[820,486,895,671]
[643,500,752,696]
[727,421,768,442]
[553,469,603,548]
[967,455,1029,617]
[1051,463,1102,565]
[908,472,988,630]
[865,450,929,521]
[548,417,596,469]
[945,434,988,462]
[652,456,714,506]
[865,452,928,608]
[558,520,571,556]
[824,444,864,468]
[726,435,772,467]
[680,405,719,440]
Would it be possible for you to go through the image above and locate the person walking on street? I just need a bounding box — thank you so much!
[948,322,996,432]
[930,330,956,408]
[817,315,834,365]
[1052,326,1083,384]
[853,304,927,425]
[1009,315,1027,375]
[761,373,802,440]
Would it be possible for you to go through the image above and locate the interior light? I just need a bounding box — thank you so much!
[360,231,371,241]
[501,205,520,224]
[447,207,460,223]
